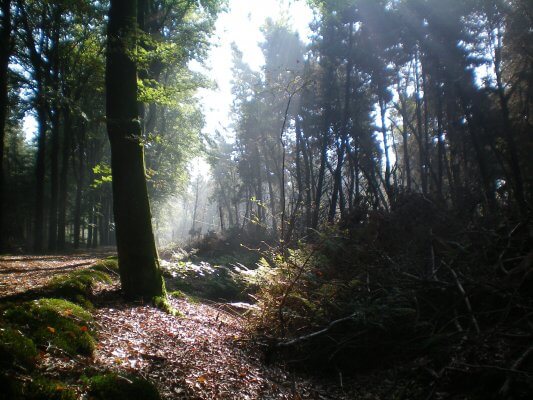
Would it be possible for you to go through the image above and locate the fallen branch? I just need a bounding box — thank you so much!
[443,261,480,335]
[499,344,533,397]
[277,313,359,347]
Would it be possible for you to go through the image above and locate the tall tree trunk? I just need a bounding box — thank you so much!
[380,97,392,199]
[57,105,71,249]
[0,0,11,250]
[329,21,353,223]
[461,98,496,212]
[18,1,48,252]
[436,95,445,197]
[414,52,427,194]
[293,115,304,235]
[47,8,61,251]
[299,125,312,230]
[91,201,98,248]
[266,169,278,235]
[398,91,412,191]
[73,122,86,248]
[34,99,47,252]
[493,31,526,213]
[313,122,329,230]
[190,176,200,236]
[106,0,164,300]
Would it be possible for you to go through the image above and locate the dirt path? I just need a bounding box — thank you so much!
[0,253,114,298]
[0,254,347,399]
[93,291,344,399]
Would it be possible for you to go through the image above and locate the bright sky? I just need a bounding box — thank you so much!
[196,0,313,138]
[189,0,314,178]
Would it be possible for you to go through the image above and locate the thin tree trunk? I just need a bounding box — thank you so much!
[380,97,392,199]
[266,170,278,235]
[73,122,85,248]
[58,106,71,249]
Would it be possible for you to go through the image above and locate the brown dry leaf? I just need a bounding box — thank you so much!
[2,253,355,400]
[47,326,56,334]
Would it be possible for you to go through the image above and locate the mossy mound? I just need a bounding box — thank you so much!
[25,377,77,400]
[0,375,77,400]
[45,268,112,307]
[87,373,161,400]
[0,326,38,369]
[90,258,119,275]
[3,298,95,356]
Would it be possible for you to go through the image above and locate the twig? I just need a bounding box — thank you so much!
[443,261,480,335]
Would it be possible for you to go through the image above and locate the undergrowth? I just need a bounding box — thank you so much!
[248,194,533,399]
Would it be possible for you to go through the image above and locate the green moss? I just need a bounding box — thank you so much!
[90,258,119,275]
[3,298,95,356]
[153,295,182,317]
[0,326,38,369]
[168,290,186,299]
[45,268,112,306]
[25,377,77,400]
[87,373,161,400]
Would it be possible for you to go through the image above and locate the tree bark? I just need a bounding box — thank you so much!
[72,125,84,249]
[57,104,71,250]
[106,0,164,300]
[47,8,61,251]
[0,0,11,250]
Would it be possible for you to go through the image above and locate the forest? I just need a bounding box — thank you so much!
[0,0,532,399]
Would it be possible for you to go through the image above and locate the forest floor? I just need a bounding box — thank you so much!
[0,254,351,399]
